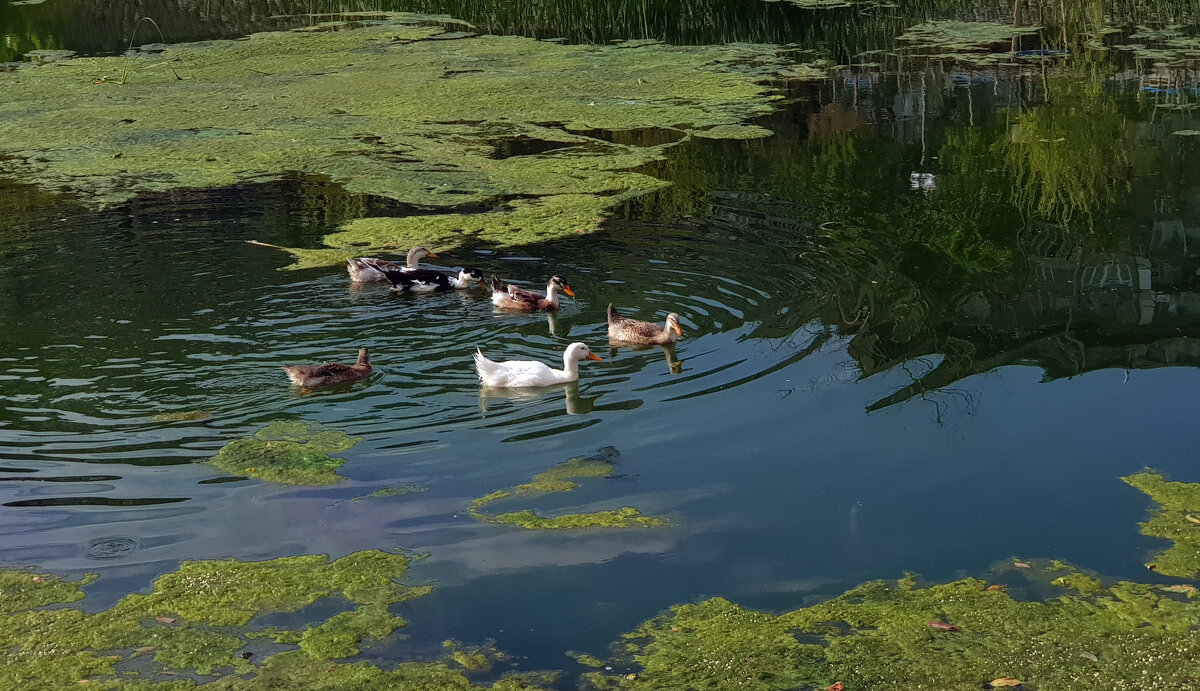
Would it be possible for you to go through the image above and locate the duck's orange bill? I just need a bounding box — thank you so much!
[426,252,439,258]
[586,352,603,361]
[672,324,684,336]
[562,285,576,297]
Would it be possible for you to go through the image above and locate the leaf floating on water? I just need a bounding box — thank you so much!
[990,678,1023,688]
[133,646,155,653]
[1013,561,1031,568]
[1185,513,1200,524]
[1080,651,1099,662]
[926,620,960,631]
[154,616,176,624]
[1172,130,1200,137]
[826,683,845,691]
[987,584,1007,591]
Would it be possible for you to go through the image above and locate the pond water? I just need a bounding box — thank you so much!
[2,0,1200,685]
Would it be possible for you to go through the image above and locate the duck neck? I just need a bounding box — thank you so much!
[661,323,678,344]
[559,353,580,381]
[406,250,420,269]
[544,283,560,307]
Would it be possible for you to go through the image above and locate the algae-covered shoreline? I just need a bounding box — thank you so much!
[1,469,1197,689]
[5,551,1199,689]
[0,13,809,268]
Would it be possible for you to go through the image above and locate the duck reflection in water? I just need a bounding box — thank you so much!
[478,380,597,415]
[608,342,683,374]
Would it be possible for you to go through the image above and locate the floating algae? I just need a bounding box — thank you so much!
[1116,26,1200,66]
[206,420,359,485]
[898,21,1042,50]
[0,14,808,268]
[1123,470,1200,578]
[153,410,212,422]
[894,21,1043,65]
[0,550,478,689]
[468,446,668,529]
[583,565,1200,691]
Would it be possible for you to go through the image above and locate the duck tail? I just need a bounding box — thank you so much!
[472,348,493,382]
[607,303,620,323]
[346,257,373,282]
[281,365,305,385]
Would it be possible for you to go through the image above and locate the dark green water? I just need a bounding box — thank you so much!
[3,0,1200,683]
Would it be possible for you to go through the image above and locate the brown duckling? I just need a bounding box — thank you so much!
[347,247,437,283]
[607,304,684,345]
[490,275,574,312]
[282,348,371,387]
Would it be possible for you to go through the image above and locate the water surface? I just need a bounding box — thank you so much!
[2,0,1200,682]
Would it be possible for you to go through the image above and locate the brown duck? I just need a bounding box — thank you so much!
[346,247,437,283]
[490,275,574,311]
[607,304,684,345]
[282,348,372,387]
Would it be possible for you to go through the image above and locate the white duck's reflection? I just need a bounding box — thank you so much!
[478,380,598,415]
[609,342,683,374]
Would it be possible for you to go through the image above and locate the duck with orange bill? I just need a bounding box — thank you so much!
[346,246,437,283]
[382,267,486,292]
[490,274,575,311]
[474,343,602,387]
[607,304,684,345]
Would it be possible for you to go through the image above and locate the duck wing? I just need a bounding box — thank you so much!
[474,350,558,387]
[347,257,408,282]
[282,362,359,386]
[608,312,669,343]
[382,268,452,292]
[490,276,546,310]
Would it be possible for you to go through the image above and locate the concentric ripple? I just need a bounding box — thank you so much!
[0,179,830,571]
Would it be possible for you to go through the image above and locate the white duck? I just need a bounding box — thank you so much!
[474,342,602,387]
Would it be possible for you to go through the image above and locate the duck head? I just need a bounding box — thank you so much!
[406,246,437,267]
[665,313,684,337]
[465,267,487,288]
[549,275,575,298]
[564,342,602,364]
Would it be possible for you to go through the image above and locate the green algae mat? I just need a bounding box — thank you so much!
[583,567,1200,691]
[11,554,1199,690]
[0,13,804,268]
[469,446,668,529]
[206,420,359,485]
[1124,470,1200,579]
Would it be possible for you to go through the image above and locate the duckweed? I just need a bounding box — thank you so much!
[469,447,669,529]
[898,21,1042,51]
[585,565,1200,691]
[206,420,359,485]
[0,550,452,688]
[0,568,94,613]
[491,507,668,529]
[152,410,212,422]
[893,21,1043,65]
[368,484,427,498]
[0,14,805,267]
[1123,470,1200,578]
